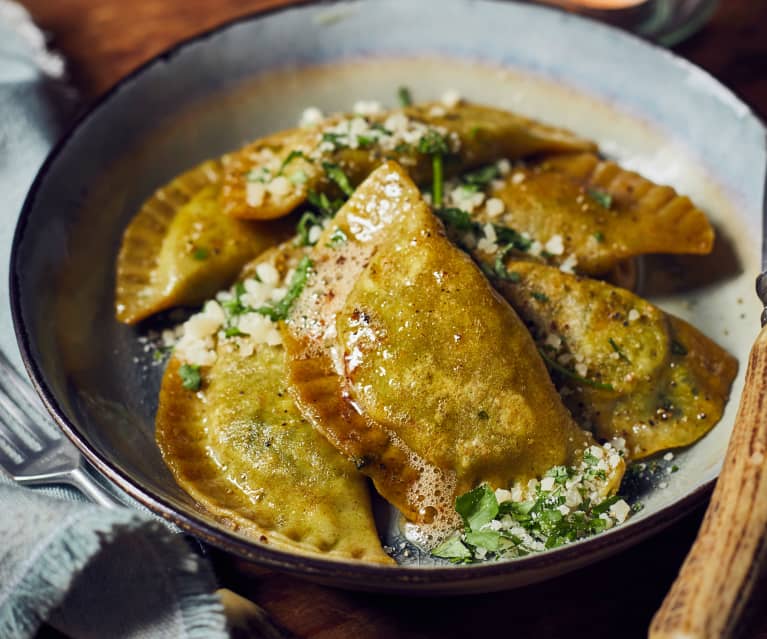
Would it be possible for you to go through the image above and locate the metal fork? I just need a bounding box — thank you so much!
[0,349,121,508]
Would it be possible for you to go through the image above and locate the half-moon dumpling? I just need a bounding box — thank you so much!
[492,261,737,458]
[221,102,598,220]
[156,307,392,563]
[116,160,291,324]
[282,162,622,537]
[466,152,714,275]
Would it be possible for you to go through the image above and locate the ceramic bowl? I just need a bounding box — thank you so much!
[10,0,766,594]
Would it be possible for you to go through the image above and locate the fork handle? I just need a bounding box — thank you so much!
[68,467,124,509]
[649,323,767,639]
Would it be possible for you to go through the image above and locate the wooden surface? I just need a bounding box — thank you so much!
[651,324,767,638]
[19,1,767,637]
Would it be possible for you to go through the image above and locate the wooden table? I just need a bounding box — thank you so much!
[19,1,767,637]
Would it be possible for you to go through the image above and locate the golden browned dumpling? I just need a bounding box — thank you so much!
[282,162,622,537]
[492,261,737,458]
[221,102,597,220]
[116,160,291,324]
[467,152,713,275]
[156,327,392,564]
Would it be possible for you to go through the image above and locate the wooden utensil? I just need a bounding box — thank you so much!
[650,273,767,638]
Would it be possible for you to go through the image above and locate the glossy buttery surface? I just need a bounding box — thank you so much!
[12,0,764,591]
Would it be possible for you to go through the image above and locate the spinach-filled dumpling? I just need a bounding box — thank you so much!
[116,160,291,324]
[282,162,623,541]
[221,102,598,220]
[466,152,713,276]
[492,261,737,458]
[155,249,392,563]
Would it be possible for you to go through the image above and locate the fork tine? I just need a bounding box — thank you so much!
[0,429,24,466]
[0,350,57,441]
[0,386,45,451]
[0,349,51,417]
[0,408,37,459]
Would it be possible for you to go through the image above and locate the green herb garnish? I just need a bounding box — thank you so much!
[456,484,499,531]
[179,364,201,391]
[221,282,251,319]
[462,164,499,188]
[296,211,323,246]
[431,534,471,563]
[321,131,347,150]
[325,228,348,248]
[278,149,311,175]
[307,190,344,218]
[418,129,450,208]
[588,188,612,209]
[608,337,631,363]
[397,86,413,107]
[531,291,550,303]
[192,247,209,261]
[537,348,614,391]
[435,207,474,231]
[593,231,605,243]
[493,225,532,252]
[322,161,355,197]
[253,256,313,321]
[224,326,246,338]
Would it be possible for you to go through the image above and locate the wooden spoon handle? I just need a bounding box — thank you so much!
[650,323,767,639]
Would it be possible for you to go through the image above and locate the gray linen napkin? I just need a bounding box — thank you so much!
[0,3,228,637]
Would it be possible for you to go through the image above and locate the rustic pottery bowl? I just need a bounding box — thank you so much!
[10,0,766,594]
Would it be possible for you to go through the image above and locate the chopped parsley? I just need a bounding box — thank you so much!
[608,337,631,363]
[307,190,344,218]
[278,149,312,175]
[321,131,347,150]
[296,211,324,246]
[322,161,355,197]
[435,207,474,231]
[462,164,499,188]
[325,228,348,248]
[538,348,614,391]
[253,256,313,321]
[531,291,549,303]
[192,247,209,261]
[432,458,630,564]
[246,167,271,183]
[397,86,413,107]
[493,225,532,252]
[593,231,605,243]
[179,364,201,391]
[588,188,613,210]
[418,129,450,208]
[224,326,246,338]
[221,281,250,319]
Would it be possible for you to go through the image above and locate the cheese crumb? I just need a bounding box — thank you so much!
[267,176,292,198]
[628,309,640,322]
[485,197,505,218]
[544,234,565,256]
[353,100,383,115]
[496,159,511,176]
[441,89,462,108]
[245,182,266,207]
[299,106,324,127]
[609,500,631,524]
